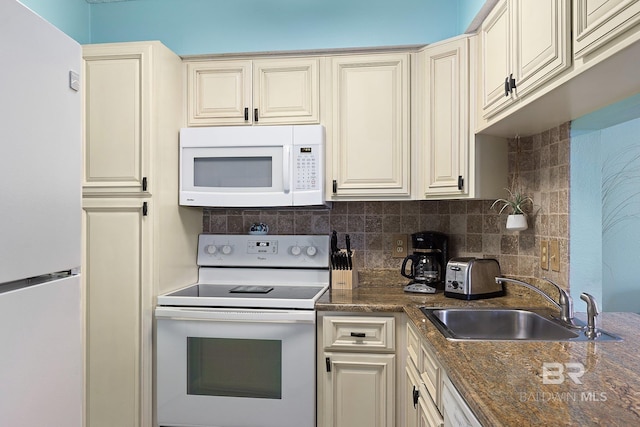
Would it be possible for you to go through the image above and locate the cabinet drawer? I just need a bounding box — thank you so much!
[420,341,442,410]
[323,316,395,351]
[406,322,421,367]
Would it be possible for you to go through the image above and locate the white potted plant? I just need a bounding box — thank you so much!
[491,188,534,231]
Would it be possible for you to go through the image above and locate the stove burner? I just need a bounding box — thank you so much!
[229,285,274,294]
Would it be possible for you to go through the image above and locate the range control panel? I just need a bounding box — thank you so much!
[197,234,330,268]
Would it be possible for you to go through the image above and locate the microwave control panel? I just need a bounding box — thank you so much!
[294,145,319,191]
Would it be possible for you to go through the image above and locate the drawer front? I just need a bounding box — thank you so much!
[323,316,395,351]
[420,341,442,409]
[406,322,421,368]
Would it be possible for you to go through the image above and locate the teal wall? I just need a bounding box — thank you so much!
[19,0,90,44]
[571,93,640,313]
[20,0,485,55]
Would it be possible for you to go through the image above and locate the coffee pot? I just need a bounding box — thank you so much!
[401,231,448,294]
[401,253,441,284]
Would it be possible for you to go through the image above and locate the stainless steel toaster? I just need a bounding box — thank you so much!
[444,257,504,300]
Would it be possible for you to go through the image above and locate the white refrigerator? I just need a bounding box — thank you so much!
[0,1,82,426]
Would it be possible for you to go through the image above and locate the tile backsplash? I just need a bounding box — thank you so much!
[203,122,570,286]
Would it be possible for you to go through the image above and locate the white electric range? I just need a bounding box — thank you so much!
[155,234,329,427]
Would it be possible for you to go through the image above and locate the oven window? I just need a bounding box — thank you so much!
[187,337,282,399]
[194,157,273,188]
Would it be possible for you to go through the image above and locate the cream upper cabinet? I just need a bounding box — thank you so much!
[481,0,570,118]
[328,53,410,199]
[420,37,469,198]
[573,0,640,58]
[186,57,320,126]
[83,44,150,194]
[419,36,508,200]
[480,0,513,117]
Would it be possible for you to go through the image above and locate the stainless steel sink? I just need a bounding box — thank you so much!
[420,307,621,342]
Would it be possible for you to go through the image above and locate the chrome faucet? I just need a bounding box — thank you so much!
[580,292,601,339]
[495,277,576,326]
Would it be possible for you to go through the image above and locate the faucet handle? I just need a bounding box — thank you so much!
[543,277,574,322]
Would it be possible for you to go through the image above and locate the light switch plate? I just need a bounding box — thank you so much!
[550,240,560,272]
[540,240,549,270]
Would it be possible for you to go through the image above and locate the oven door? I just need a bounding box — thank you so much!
[155,307,316,427]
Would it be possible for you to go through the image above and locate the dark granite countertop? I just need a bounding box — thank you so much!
[316,272,640,426]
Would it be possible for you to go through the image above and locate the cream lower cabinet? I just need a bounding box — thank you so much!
[573,0,640,58]
[185,57,320,126]
[480,0,571,118]
[406,321,481,427]
[327,53,411,200]
[82,41,201,427]
[82,198,150,427]
[318,313,398,427]
[405,320,444,427]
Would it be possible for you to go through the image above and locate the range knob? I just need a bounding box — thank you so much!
[290,246,302,256]
[306,246,317,257]
[205,245,217,255]
[221,245,232,255]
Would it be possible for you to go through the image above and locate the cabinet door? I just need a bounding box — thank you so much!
[322,352,396,427]
[514,0,570,97]
[405,364,420,427]
[330,54,410,198]
[574,0,640,57]
[82,198,151,427]
[422,38,468,197]
[253,58,320,124]
[442,377,482,427]
[480,0,513,117]
[83,45,151,194]
[186,60,252,126]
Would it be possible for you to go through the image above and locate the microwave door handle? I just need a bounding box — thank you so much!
[283,145,291,193]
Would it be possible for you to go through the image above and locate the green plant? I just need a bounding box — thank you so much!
[491,188,533,215]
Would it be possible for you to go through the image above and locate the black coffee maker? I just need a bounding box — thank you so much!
[401,231,448,294]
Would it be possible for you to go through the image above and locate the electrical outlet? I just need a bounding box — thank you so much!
[550,240,560,272]
[540,240,549,270]
[392,234,407,258]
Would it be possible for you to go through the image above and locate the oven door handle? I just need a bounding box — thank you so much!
[155,307,315,323]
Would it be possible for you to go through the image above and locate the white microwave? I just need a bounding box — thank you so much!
[180,125,325,207]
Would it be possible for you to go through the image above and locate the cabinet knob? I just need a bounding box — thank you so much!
[412,385,420,408]
[254,108,259,122]
[244,107,249,121]
[332,180,337,194]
